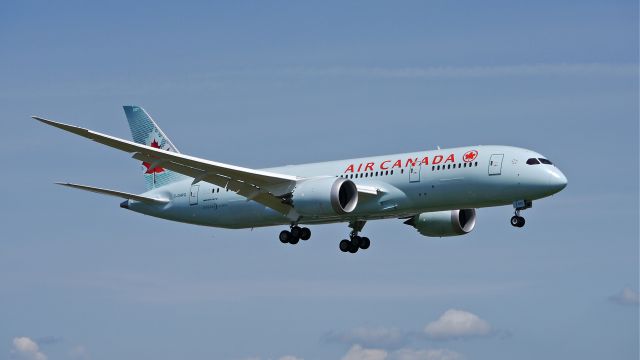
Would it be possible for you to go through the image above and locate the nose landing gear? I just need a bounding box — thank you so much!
[511,200,532,228]
[510,214,525,227]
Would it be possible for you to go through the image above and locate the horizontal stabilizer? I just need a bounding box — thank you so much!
[56,182,169,205]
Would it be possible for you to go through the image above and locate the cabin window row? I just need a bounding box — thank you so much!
[338,170,395,179]
[431,162,478,171]
[211,187,230,193]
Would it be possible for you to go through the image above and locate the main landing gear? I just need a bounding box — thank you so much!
[279,225,311,245]
[510,200,532,228]
[339,220,370,254]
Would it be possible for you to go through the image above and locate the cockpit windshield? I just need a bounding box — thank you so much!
[538,158,553,165]
[526,158,540,165]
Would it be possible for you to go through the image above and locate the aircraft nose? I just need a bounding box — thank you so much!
[547,167,568,193]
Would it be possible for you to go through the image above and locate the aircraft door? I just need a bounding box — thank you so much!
[488,154,504,175]
[409,165,421,182]
[190,184,200,205]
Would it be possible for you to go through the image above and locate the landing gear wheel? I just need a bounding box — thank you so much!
[279,230,291,243]
[510,216,525,228]
[348,242,359,253]
[359,237,370,249]
[339,239,351,252]
[290,226,302,239]
[351,236,362,248]
[289,235,300,244]
[300,227,311,240]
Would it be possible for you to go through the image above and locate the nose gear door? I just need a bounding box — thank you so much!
[488,154,504,175]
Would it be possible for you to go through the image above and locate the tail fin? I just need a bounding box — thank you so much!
[123,105,187,190]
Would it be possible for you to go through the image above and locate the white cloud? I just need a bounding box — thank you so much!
[342,345,388,360]
[11,337,47,360]
[326,326,405,348]
[340,345,463,360]
[392,348,463,360]
[424,309,491,339]
[609,287,640,306]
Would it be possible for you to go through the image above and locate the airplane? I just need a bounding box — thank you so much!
[33,106,568,254]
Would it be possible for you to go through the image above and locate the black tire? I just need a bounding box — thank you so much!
[279,230,291,243]
[359,237,370,250]
[300,227,311,240]
[517,216,526,228]
[339,239,351,252]
[351,236,362,248]
[290,226,302,238]
[348,243,359,253]
[510,216,519,227]
[289,235,300,244]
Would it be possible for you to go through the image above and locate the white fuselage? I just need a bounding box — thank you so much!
[127,145,567,229]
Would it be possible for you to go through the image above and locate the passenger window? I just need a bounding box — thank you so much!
[375,171,378,176]
[437,165,440,170]
[391,170,394,175]
[431,166,435,171]
[385,171,389,175]
[539,158,553,165]
[475,162,478,166]
[447,164,451,169]
[365,173,368,177]
[526,158,540,165]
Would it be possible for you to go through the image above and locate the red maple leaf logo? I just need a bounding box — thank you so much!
[143,139,165,174]
[463,150,478,162]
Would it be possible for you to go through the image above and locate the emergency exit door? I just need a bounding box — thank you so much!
[190,184,200,205]
[409,165,421,182]
[488,154,504,175]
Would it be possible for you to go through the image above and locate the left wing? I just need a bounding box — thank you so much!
[33,116,298,215]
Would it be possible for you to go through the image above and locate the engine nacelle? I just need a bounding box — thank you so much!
[291,177,358,217]
[405,209,476,237]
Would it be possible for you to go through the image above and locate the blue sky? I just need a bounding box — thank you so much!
[0,1,638,359]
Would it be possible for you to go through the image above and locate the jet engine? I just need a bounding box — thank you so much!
[404,209,476,237]
[291,177,358,217]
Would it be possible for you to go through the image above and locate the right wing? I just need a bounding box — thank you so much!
[33,116,299,215]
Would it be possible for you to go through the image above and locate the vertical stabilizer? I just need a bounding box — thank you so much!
[123,105,187,190]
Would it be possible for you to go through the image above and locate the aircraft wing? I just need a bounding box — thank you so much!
[33,116,299,215]
[56,182,169,205]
